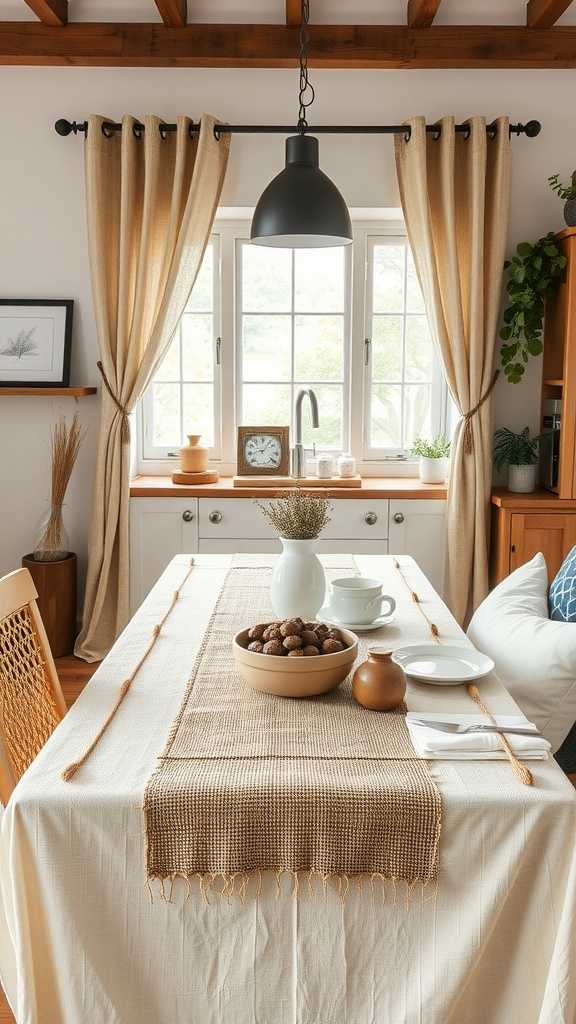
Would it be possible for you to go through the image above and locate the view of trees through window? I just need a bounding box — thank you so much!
[239,242,346,450]
[142,225,442,464]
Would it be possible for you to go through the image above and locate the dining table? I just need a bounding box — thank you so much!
[1,553,575,1024]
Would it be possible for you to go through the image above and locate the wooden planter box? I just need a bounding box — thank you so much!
[21,553,77,658]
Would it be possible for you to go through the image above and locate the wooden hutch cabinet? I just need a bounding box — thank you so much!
[491,227,576,585]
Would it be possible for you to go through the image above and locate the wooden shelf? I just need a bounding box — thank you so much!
[0,386,97,397]
[543,378,564,387]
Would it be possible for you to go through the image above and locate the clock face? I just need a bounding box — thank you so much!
[244,434,282,469]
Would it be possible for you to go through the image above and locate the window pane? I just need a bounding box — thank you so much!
[181,314,213,381]
[299,384,343,449]
[154,335,180,382]
[373,245,405,313]
[151,382,180,446]
[371,385,401,448]
[294,248,344,313]
[404,384,431,447]
[242,245,291,312]
[183,383,214,447]
[294,315,343,382]
[372,316,402,382]
[241,384,291,427]
[186,243,213,313]
[242,315,291,381]
[405,316,433,383]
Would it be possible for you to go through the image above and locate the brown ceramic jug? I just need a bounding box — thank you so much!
[352,648,406,711]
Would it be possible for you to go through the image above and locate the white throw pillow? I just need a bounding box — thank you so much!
[467,552,576,752]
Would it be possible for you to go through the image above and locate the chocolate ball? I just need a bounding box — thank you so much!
[263,625,282,642]
[287,648,304,657]
[303,645,320,657]
[263,639,284,656]
[283,634,303,651]
[248,623,267,641]
[326,628,343,642]
[301,629,318,646]
[280,619,302,637]
[248,641,264,653]
[322,638,344,654]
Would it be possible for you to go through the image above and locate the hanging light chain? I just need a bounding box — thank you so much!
[297,0,315,132]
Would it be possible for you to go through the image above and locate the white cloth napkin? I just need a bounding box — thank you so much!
[406,713,551,760]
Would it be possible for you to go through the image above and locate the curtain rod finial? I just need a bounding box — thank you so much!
[524,119,542,138]
[55,119,87,136]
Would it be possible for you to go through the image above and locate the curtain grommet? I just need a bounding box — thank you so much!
[213,124,222,141]
[101,121,115,139]
[487,122,497,141]
[132,122,144,139]
[159,122,169,140]
[403,126,411,143]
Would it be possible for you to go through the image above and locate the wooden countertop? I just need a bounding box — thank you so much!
[130,476,447,499]
[491,487,576,509]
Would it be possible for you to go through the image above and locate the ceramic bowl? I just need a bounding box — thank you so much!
[233,627,359,698]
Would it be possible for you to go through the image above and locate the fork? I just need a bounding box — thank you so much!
[410,719,542,738]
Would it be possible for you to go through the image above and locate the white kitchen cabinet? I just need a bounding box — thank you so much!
[388,499,446,594]
[130,498,198,612]
[130,494,445,613]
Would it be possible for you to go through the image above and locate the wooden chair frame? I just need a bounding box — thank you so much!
[0,568,66,805]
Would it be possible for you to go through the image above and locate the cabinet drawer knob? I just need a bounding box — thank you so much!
[364,511,378,526]
[182,509,194,523]
[209,510,223,525]
[393,512,404,524]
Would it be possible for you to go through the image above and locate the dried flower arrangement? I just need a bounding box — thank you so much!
[34,413,83,562]
[255,489,331,540]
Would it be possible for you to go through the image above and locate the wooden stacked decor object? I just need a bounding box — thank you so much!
[491,226,576,584]
[172,434,219,485]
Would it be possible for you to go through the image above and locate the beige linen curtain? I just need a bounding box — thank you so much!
[395,116,511,624]
[75,114,230,661]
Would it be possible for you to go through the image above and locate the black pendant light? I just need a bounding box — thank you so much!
[250,1,352,249]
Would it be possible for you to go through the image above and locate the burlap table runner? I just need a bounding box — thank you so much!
[145,562,442,896]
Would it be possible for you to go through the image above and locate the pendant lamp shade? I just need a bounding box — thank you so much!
[250,135,352,248]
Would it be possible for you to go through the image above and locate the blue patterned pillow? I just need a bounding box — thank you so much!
[549,546,576,622]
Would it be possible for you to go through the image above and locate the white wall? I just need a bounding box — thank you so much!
[0,66,574,588]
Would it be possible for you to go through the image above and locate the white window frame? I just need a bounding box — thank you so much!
[361,233,447,463]
[140,233,222,464]
[136,215,448,478]
[235,236,352,456]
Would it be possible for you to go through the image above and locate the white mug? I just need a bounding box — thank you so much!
[328,577,396,625]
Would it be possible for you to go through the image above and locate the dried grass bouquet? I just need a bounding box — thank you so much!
[34,413,83,562]
[255,489,332,540]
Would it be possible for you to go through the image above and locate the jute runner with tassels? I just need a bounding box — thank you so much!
[144,562,442,896]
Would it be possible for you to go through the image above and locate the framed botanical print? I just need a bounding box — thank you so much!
[0,300,73,387]
[237,426,290,476]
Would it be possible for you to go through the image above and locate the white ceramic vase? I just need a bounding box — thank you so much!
[419,456,448,484]
[508,463,537,493]
[271,538,326,620]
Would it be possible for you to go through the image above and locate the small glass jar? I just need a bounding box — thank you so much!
[337,454,356,478]
[316,455,334,479]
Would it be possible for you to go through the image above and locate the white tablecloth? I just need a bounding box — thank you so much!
[1,555,575,1024]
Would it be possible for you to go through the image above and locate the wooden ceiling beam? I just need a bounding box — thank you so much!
[286,1,302,27]
[154,0,187,27]
[2,23,576,69]
[527,0,574,27]
[23,0,67,26]
[407,0,442,28]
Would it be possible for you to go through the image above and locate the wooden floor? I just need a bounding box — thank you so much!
[1,659,575,1023]
[0,655,97,1024]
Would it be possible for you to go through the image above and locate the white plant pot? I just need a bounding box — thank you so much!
[271,538,326,620]
[508,463,537,493]
[419,456,448,484]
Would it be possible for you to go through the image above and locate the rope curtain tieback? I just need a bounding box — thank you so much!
[61,558,196,782]
[462,369,500,454]
[96,360,130,443]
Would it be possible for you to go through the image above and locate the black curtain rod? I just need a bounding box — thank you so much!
[54,118,542,142]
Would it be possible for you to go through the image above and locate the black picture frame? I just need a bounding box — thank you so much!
[0,299,73,388]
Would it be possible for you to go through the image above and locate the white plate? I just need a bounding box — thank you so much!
[391,643,495,684]
[317,606,396,632]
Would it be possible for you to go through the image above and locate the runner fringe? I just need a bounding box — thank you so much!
[145,869,439,907]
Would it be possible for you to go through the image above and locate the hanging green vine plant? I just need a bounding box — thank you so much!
[499,232,566,383]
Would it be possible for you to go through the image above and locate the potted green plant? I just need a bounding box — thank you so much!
[548,171,576,226]
[409,434,451,484]
[493,427,540,493]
